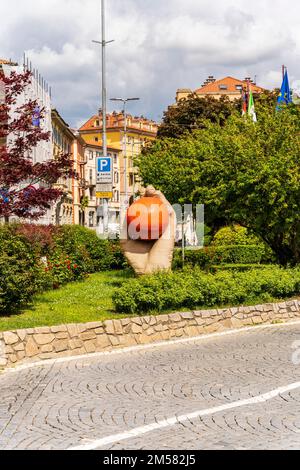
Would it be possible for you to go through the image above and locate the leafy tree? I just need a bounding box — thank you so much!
[137,103,300,265]
[157,94,239,139]
[0,70,74,221]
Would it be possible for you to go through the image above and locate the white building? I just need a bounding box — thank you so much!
[0,57,53,224]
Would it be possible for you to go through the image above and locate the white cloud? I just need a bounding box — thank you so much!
[1,0,299,127]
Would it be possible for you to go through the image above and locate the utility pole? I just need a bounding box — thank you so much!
[93,0,114,235]
[110,97,140,207]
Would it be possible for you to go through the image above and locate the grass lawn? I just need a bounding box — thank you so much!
[0,270,134,332]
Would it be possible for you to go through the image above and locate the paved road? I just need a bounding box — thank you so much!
[1,323,300,450]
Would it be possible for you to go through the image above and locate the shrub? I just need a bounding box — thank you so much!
[212,226,259,246]
[14,224,59,257]
[173,244,269,270]
[0,226,48,315]
[113,266,300,314]
[53,226,127,273]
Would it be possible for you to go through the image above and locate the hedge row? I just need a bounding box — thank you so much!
[0,224,127,315]
[173,245,274,270]
[113,266,300,314]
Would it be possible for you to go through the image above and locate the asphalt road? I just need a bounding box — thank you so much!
[1,322,300,450]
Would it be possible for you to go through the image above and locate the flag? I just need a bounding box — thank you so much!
[277,70,292,108]
[248,90,257,122]
[0,189,9,204]
[242,89,248,116]
[32,106,41,127]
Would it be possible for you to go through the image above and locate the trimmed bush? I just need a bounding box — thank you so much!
[173,244,269,270]
[113,266,300,314]
[0,226,49,315]
[212,226,260,246]
[0,224,127,314]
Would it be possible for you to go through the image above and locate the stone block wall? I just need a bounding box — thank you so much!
[1,300,300,369]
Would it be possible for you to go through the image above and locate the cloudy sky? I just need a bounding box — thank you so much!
[1,0,299,128]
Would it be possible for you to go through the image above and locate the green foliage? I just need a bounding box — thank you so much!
[212,226,260,246]
[0,226,48,315]
[137,99,300,265]
[172,243,273,271]
[113,266,300,314]
[157,95,239,139]
[53,225,111,273]
[0,224,127,315]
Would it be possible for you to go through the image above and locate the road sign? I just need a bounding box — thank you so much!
[96,191,113,199]
[97,157,112,184]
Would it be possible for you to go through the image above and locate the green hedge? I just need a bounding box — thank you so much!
[0,224,127,315]
[0,226,49,315]
[212,226,260,246]
[113,266,300,314]
[173,244,274,270]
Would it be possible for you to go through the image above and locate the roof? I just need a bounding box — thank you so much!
[79,113,158,135]
[0,59,18,66]
[51,109,76,140]
[195,76,264,95]
[84,142,122,153]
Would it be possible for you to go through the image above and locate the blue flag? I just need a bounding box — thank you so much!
[32,106,41,127]
[277,70,292,108]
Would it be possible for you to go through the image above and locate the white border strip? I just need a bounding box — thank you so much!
[2,319,300,375]
[69,381,300,450]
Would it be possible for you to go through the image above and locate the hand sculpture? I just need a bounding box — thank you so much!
[121,186,175,275]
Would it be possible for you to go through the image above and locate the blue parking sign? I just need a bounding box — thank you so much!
[97,158,111,173]
[97,157,112,184]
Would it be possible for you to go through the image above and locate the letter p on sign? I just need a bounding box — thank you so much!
[98,158,111,173]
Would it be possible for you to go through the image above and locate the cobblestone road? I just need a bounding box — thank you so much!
[1,323,300,450]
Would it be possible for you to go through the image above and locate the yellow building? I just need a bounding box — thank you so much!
[51,109,77,225]
[79,112,158,208]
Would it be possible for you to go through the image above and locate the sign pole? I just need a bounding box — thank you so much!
[101,0,109,235]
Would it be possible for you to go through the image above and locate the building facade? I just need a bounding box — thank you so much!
[0,58,53,224]
[176,76,265,102]
[82,143,121,231]
[79,112,158,232]
[79,112,157,198]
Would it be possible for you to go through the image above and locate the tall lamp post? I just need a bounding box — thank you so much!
[110,97,140,207]
[92,0,114,234]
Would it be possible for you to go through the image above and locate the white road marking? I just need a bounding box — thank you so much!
[2,319,300,375]
[69,381,300,450]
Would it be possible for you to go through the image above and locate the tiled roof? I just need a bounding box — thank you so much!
[195,76,264,94]
[0,59,18,66]
[79,113,158,134]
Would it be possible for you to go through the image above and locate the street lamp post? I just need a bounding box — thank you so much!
[92,0,114,235]
[110,97,140,207]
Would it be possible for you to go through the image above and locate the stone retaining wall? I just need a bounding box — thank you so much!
[1,299,300,369]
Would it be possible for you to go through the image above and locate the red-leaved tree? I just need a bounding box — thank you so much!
[0,70,75,221]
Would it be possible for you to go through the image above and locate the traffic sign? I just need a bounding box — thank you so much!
[96,191,113,199]
[97,157,112,184]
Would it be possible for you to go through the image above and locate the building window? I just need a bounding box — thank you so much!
[113,154,118,164]
[114,171,119,184]
[219,84,228,90]
[236,85,243,91]
[95,137,99,142]
[89,169,93,184]
[89,151,93,160]
[95,120,100,127]
[89,211,95,227]
[114,190,120,203]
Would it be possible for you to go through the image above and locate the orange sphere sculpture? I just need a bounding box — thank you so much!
[127,196,169,241]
